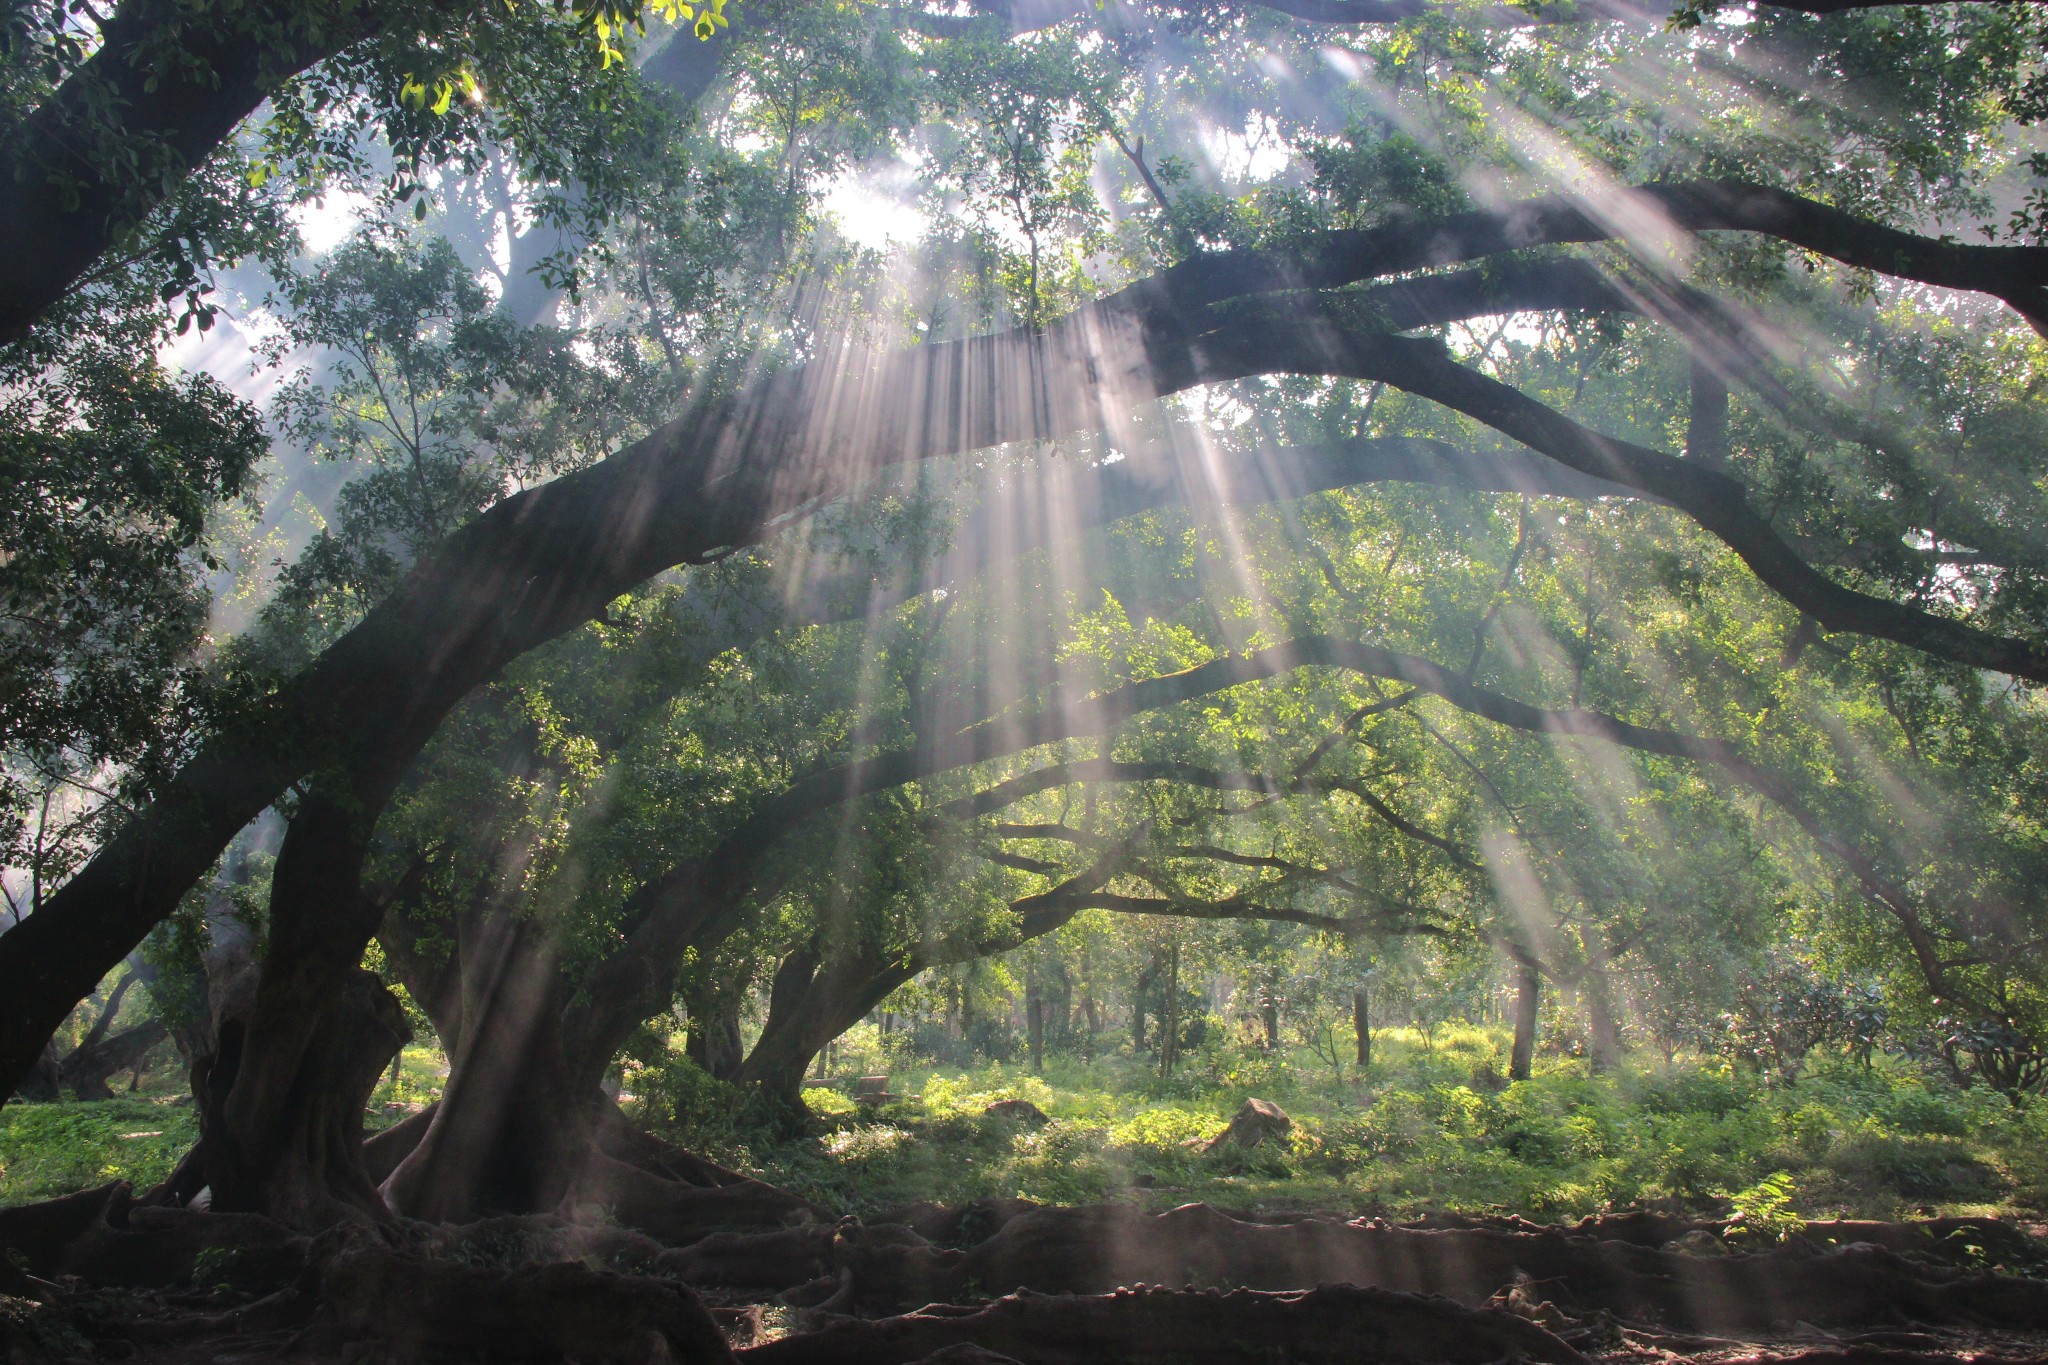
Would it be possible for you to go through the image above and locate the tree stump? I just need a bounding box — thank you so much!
[984,1099,1051,1127]
[1204,1098,1292,1153]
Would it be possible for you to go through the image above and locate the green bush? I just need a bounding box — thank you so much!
[613,1033,2036,1224]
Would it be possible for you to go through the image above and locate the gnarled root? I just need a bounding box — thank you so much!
[659,1203,2048,1336]
[934,1204,2048,1334]
[581,1152,820,1244]
[736,1283,1589,1365]
[0,1180,309,1291]
[0,1182,127,1278]
[317,1224,738,1364]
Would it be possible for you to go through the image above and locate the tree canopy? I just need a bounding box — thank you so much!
[5,0,2048,1343]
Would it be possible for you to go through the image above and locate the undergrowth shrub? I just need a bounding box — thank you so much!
[613,1030,2038,1224]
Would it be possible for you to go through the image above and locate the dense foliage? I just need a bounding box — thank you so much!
[6,0,2048,1242]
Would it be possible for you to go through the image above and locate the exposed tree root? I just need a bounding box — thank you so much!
[361,1106,437,1186]
[9,1172,2048,1365]
[57,1203,309,1292]
[1708,1352,2048,1365]
[651,1203,2048,1334]
[870,1198,1040,1248]
[599,1112,765,1191]
[0,1181,127,1277]
[582,1152,820,1243]
[655,1222,841,1290]
[735,1283,1590,1365]
[314,1225,738,1364]
[0,1181,309,1290]
[935,1205,2048,1332]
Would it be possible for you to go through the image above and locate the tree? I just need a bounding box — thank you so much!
[10,0,2048,1245]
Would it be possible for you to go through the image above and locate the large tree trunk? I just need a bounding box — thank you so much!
[62,1018,168,1100]
[206,794,403,1227]
[14,1040,61,1101]
[382,915,597,1222]
[1510,965,1541,1082]
[203,968,409,1228]
[9,971,167,1101]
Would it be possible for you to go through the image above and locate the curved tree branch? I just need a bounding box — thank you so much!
[9,178,2027,1103]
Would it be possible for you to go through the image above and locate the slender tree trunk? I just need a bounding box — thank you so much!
[1161,944,1181,1075]
[1510,965,1541,1082]
[1687,358,1730,466]
[1353,987,1372,1070]
[686,995,746,1082]
[1027,989,1045,1074]
[1585,953,1621,1074]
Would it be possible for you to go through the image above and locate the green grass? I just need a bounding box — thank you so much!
[8,1026,2042,1226]
[0,1097,199,1206]
[636,1025,2048,1223]
[0,1041,444,1208]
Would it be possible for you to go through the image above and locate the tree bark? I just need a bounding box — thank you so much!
[1687,357,1730,466]
[686,994,747,1081]
[207,791,400,1226]
[14,1040,62,1102]
[1510,965,1541,1082]
[1027,988,1046,1074]
[1354,986,1372,1069]
[381,913,593,1222]
[203,967,409,1228]
[62,1019,168,1100]
[733,942,916,1120]
[0,0,408,347]
[1584,948,1621,1074]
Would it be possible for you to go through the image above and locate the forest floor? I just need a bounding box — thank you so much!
[13,1027,2046,1224]
[637,1026,2048,1227]
[7,1029,2048,1364]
